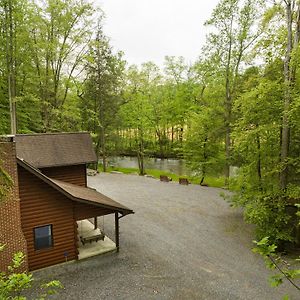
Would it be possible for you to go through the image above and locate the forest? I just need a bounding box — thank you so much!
[0,0,300,245]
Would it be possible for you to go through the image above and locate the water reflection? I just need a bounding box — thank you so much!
[107,156,190,176]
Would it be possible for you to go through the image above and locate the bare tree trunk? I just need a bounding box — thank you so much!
[256,133,262,189]
[156,129,164,158]
[224,16,234,186]
[95,139,101,171]
[179,126,184,145]
[224,84,231,182]
[200,136,208,185]
[97,38,107,171]
[101,125,107,172]
[5,0,16,134]
[280,1,299,189]
[137,127,145,175]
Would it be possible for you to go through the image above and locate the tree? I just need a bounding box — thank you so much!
[204,0,263,184]
[0,0,33,134]
[164,56,192,153]
[184,59,226,184]
[81,22,125,171]
[119,65,154,175]
[225,0,300,243]
[28,0,95,131]
[140,62,165,158]
[4,0,16,134]
[280,0,300,189]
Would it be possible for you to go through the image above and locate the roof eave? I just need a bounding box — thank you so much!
[31,160,97,169]
[17,158,132,214]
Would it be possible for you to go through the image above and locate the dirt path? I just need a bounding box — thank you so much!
[31,173,299,299]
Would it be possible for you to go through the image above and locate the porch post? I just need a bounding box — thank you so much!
[115,212,119,252]
[94,217,98,230]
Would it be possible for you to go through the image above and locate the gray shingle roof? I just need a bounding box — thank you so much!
[50,178,133,214]
[15,132,97,168]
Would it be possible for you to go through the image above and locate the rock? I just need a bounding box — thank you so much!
[144,174,155,179]
[110,171,123,174]
[87,169,97,176]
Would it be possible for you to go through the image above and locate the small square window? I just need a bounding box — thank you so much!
[34,225,53,250]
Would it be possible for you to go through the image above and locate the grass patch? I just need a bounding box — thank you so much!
[98,165,139,174]
[98,165,225,188]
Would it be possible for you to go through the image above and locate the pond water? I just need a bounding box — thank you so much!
[107,156,190,176]
[106,156,239,178]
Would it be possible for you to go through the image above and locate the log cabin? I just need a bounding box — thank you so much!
[0,133,133,271]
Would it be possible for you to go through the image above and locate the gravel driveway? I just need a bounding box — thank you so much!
[30,173,299,300]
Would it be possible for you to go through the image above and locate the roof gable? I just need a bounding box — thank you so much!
[17,159,133,215]
[15,132,97,168]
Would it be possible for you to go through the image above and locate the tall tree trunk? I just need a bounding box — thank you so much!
[5,0,16,134]
[101,126,107,172]
[98,97,107,171]
[256,133,262,189]
[137,127,145,175]
[156,129,164,158]
[179,126,184,145]
[280,1,299,189]
[95,139,101,171]
[97,43,107,171]
[224,16,234,186]
[200,136,208,185]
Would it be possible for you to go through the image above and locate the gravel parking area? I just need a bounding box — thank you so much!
[30,173,299,300]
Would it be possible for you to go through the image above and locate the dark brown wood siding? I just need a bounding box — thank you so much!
[18,166,78,271]
[40,164,87,187]
[74,202,114,221]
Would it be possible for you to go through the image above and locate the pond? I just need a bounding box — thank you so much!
[107,156,190,176]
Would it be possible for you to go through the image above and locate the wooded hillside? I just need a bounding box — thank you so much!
[0,0,300,243]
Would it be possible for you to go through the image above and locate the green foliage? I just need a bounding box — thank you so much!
[80,22,125,170]
[231,188,293,243]
[183,74,225,182]
[0,0,96,134]
[0,0,299,253]
[98,165,225,188]
[0,161,13,202]
[0,251,33,299]
[253,237,300,296]
[0,245,62,299]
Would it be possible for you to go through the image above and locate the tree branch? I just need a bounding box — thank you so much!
[267,254,300,291]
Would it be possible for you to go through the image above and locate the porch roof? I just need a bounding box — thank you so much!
[17,158,133,216]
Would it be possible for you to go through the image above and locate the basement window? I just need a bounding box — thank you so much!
[34,225,53,250]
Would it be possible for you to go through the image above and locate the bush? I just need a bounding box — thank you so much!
[0,244,62,299]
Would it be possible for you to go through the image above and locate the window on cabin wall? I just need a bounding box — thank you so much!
[34,225,53,250]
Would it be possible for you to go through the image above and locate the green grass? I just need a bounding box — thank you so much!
[98,165,225,188]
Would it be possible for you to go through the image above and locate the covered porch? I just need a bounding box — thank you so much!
[18,158,134,260]
[50,179,134,259]
[77,219,116,260]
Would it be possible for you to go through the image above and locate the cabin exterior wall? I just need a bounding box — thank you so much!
[18,166,78,270]
[40,164,87,186]
[18,165,112,270]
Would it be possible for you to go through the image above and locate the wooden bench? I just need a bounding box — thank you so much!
[160,175,172,182]
[179,178,189,185]
[80,233,105,245]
